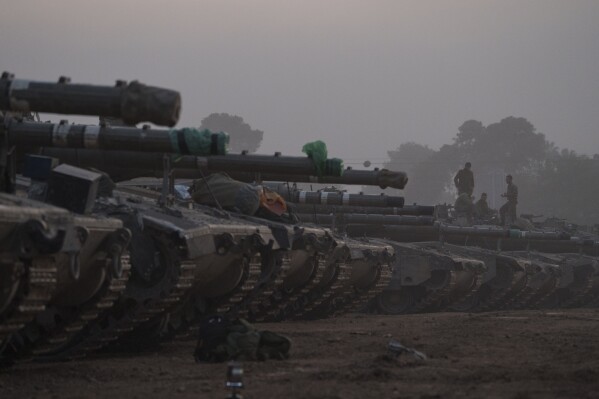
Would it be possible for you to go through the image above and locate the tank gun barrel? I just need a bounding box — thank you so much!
[226,168,408,189]
[290,203,435,216]
[6,119,227,156]
[265,184,405,207]
[0,72,181,126]
[437,224,572,240]
[38,148,345,180]
[296,213,435,226]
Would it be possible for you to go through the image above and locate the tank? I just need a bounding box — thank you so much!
[0,74,187,363]
[105,180,397,344]
[265,186,599,315]
[0,76,327,359]
[0,190,131,361]
[2,115,407,362]
[45,187,292,355]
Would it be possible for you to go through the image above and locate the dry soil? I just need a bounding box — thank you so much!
[2,309,599,399]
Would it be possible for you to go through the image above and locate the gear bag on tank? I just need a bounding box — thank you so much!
[191,172,260,215]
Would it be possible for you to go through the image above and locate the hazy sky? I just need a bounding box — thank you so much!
[1,0,598,166]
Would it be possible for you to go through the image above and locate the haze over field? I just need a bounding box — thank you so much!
[1,0,598,165]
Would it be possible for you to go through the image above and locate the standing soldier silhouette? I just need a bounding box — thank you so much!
[499,175,518,226]
[454,162,474,196]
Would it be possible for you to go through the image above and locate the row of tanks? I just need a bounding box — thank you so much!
[264,184,599,315]
[0,73,403,364]
[3,72,596,367]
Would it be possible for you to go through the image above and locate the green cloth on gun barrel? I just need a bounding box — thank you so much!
[169,127,229,155]
[301,140,344,177]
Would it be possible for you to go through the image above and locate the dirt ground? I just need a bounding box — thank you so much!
[2,309,599,399]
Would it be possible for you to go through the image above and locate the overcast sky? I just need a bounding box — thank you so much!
[1,0,598,165]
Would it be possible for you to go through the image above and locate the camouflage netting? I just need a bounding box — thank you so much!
[169,128,229,156]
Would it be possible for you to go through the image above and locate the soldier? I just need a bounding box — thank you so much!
[454,162,474,196]
[454,192,475,221]
[475,192,491,218]
[499,175,518,226]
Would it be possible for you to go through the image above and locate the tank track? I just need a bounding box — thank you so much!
[256,254,328,322]
[472,258,528,312]
[214,255,263,314]
[297,244,393,320]
[333,262,392,314]
[45,230,198,358]
[373,242,488,314]
[506,261,561,310]
[514,253,599,308]
[559,257,599,308]
[237,251,291,321]
[2,257,131,362]
[410,270,458,313]
[561,268,599,308]
[0,258,57,344]
[446,271,484,312]
[263,253,350,321]
[294,260,354,319]
[298,261,351,317]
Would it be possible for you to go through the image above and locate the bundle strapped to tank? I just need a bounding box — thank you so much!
[0,72,181,127]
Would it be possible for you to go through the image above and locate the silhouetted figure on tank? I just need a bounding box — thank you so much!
[454,162,474,196]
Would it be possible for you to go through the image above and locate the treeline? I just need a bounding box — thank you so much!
[200,113,264,153]
[377,117,599,225]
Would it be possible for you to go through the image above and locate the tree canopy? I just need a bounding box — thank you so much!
[380,117,599,224]
[200,113,264,153]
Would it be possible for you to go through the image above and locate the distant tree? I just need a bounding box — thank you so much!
[362,142,434,196]
[385,142,436,173]
[403,117,555,205]
[374,116,599,223]
[522,149,599,224]
[454,119,485,147]
[200,113,264,153]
